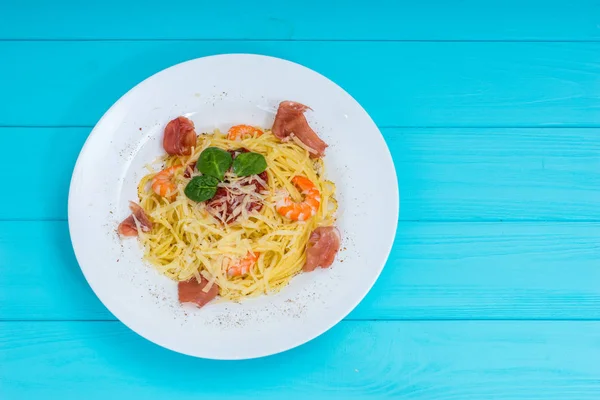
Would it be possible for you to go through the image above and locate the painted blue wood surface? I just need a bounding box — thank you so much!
[1,1,599,399]
[2,42,600,127]
[1,0,599,40]
[3,321,600,399]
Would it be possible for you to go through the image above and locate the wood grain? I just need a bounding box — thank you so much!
[3,127,598,221]
[2,321,599,399]
[1,42,599,127]
[1,0,599,40]
[2,0,600,397]
[2,221,599,321]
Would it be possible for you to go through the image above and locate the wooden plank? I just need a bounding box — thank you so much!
[2,321,600,399]
[391,127,600,222]
[1,42,599,127]
[3,127,598,221]
[3,128,85,221]
[1,0,598,40]
[2,221,599,321]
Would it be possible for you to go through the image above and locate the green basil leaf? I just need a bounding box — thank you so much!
[197,147,232,180]
[184,175,219,202]
[232,152,268,177]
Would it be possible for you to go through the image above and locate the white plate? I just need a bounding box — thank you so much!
[69,54,398,359]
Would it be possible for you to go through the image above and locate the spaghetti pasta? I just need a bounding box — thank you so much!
[135,129,337,302]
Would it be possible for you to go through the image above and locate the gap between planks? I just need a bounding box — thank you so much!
[2,39,600,43]
[4,318,600,322]
[3,219,600,223]
[3,124,600,129]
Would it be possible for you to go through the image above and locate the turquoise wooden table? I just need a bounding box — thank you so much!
[2,1,600,398]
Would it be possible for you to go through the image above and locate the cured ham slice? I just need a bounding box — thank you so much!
[178,277,219,307]
[117,202,152,237]
[206,171,268,224]
[272,101,328,157]
[205,149,268,224]
[163,116,197,156]
[303,226,341,272]
[183,161,197,178]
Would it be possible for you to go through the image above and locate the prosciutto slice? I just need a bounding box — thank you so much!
[272,101,328,157]
[163,116,197,156]
[205,149,268,224]
[205,171,268,224]
[117,202,152,237]
[178,277,219,308]
[183,161,197,178]
[303,226,341,272]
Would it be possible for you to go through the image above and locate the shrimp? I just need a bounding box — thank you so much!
[227,125,264,141]
[276,176,321,221]
[227,252,259,277]
[152,165,182,198]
